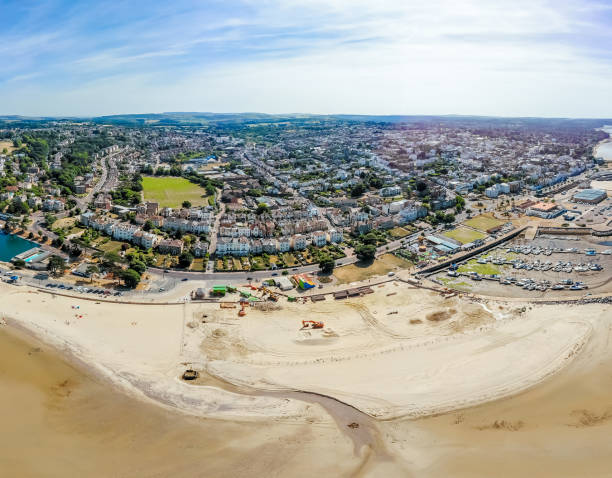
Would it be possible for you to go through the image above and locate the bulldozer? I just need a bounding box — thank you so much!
[301,320,324,330]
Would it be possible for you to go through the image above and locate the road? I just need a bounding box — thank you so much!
[206,190,225,272]
[76,149,121,209]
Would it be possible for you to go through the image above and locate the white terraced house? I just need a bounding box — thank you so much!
[312,231,327,247]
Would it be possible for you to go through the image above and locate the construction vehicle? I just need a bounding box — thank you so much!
[239,302,248,317]
[260,286,279,302]
[301,320,324,330]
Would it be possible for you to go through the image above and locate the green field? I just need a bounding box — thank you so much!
[142,176,208,208]
[389,226,411,238]
[463,214,504,232]
[442,226,486,244]
[457,259,500,276]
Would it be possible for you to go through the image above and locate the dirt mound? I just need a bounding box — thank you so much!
[569,409,612,427]
[410,319,422,325]
[426,309,456,322]
[253,302,282,311]
[476,420,524,431]
[212,328,227,338]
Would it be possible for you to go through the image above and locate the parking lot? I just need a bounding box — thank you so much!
[433,235,612,298]
[43,282,124,297]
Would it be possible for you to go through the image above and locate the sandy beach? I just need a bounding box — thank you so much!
[1,280,611,476]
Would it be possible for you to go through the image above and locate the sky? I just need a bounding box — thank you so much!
[0,0,611,117]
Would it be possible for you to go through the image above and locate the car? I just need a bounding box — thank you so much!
[66,286,73,290]
[164,269,170,273]
[292,268,298,272]
[45,283,53,288]
[271,273,278,276]
[182,278,188,281]
[159,287,165,292]
[247,277,253,281]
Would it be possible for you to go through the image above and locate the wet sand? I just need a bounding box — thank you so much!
[384,303,612,477]
[0,326,367,478]
[2,280,612,477]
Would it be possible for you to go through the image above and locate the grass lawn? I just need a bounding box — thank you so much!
[190,258,206,271]
[457,259,501,276]
[156,254,177,268]
[389,226,411,238]
[334,253,411,284]
[281,252,299,266]
[463,214,504,232]
[142,176,208,208]
[0,140,18,154]
[442,226,486,244]
[53,217,76,229]
[53,217,85,236]
[438,276,473,291]
[98,240,125,253]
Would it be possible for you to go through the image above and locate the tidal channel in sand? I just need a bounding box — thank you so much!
[0,326,368,478]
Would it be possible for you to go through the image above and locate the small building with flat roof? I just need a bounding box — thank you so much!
[572,188,607,204]
[526,202,565,219]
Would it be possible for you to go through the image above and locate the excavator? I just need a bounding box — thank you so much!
[261,286,279,302]
[239,302,248,317]
[301,320,324,330]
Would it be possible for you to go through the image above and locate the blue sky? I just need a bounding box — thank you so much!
[0,0,611,117]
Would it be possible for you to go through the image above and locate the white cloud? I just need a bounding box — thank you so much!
[1,0,610,116]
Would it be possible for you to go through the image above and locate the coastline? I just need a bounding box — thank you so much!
[594,129,612,162]
[0,323,369,478]
[1,280,606,424]
[0,286,319,424]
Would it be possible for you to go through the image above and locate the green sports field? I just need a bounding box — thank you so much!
[463,214,504,232]
[442,226,486,244]
[142,176,208,208]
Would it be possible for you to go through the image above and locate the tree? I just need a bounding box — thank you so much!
[182,200,192,209]
[355,243,376,262]
[44,213,57,228]
[47,255,66,277]
[361,232,378,245]
[121,268,141,288]
[129,259,147,274]
[350,182,366,198]
[319,256,335,274]
[256,202,269,215]
[86,265,99,283]
[13,258,26,269]
[5,216,19,231]
[70,245,83,257]
[178,251,194,268]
